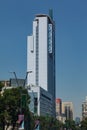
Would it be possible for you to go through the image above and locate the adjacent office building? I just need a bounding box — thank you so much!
[82,96,87,120]
[56,98,66,123]
[56,98,62,116]
[27,85,53,116]
[27,11,55,116]
[56,99,74,122]
[62,102,73,120]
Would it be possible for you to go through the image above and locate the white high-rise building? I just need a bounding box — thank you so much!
[27,11,55,116]
[27,13,55,98]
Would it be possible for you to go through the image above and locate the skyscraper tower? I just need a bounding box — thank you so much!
[27,11,55,106]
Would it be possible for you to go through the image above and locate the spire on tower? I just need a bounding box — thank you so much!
[49,9,53,20]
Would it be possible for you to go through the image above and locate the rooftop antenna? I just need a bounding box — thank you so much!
[49,9,53,20]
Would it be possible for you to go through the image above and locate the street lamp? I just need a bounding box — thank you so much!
[20,71,32,129]
[9,71,19,87]
[20,71,32,112]
[23,71,32,88]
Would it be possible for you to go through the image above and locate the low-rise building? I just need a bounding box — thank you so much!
[27,85,54,117]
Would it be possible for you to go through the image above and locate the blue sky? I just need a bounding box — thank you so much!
[0,0,87,118]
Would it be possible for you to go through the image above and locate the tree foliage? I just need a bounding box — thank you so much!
[0,81,4,91]
[0,86,80,130]
[63,120,77,130]
[31,115,63,130]
[80,117,87,130]
[0,87,30,130]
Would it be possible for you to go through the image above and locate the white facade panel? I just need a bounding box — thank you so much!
[27,36,35,85]
[38,17,48,91]
[29,36,34,52]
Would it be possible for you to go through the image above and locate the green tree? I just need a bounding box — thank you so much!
[80,117,87,130]
[0,95,5,130]
[0,81,4,92]
[64,120,77,130]
[0,87,31,130]
[32,115,63,130]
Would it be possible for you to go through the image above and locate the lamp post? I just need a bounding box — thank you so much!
[23,71,32,88]
[9,71,19,87]
[21,71,32,129]
[21,71,32,113]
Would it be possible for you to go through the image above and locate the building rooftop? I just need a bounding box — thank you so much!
[35,14,54,24]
